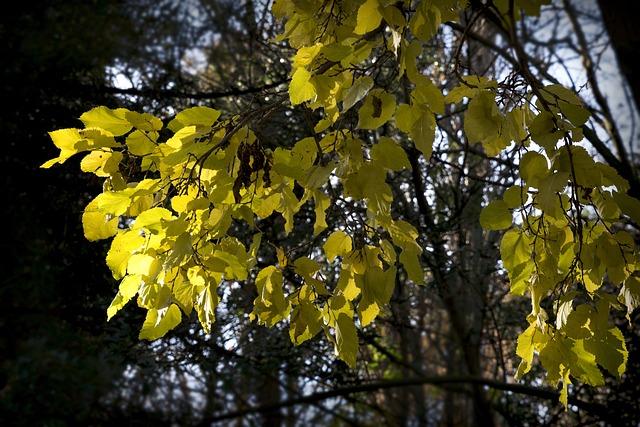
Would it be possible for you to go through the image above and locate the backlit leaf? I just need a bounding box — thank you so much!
[334,312,358,368]
[82,197,119,241]
[80,106,132,136]
[290,67,316,105]
[139,304,182,341]
[480,200,512,230]
[357,89,396,130]
[324,231,353,261]
[354,0,382,35]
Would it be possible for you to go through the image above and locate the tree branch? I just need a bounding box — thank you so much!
[196,375,622,425]
[101,79,289,100]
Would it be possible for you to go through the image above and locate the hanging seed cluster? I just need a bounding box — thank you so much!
[233,141,272,203]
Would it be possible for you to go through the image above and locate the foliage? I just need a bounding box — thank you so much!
[41,0,640,412]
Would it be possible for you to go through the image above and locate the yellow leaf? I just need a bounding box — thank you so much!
[324,230,353,261]
[503,185,528,209]
[337,269,361,301]
[312,190,330,235]
[40,128,84,168]
[290,67,316,105]
[82,197,119,241]
[613,192,640,226]
[80,106,132,136]
[411,78,444,115]
[128,254,162,279]
[400,250,423,284]
[195,282,219,334]
[107,274,140,320]
[409,104,436,159]
[515,323,537,379]
[255,266,287,321]
[387,220,422,253]
[519,151,549,188]
[253,192,280,218]
[357,89,396,130]
[292,43,323,68]
[289,302,323,345]
[139,304,182,341]
[124,111,163,132]
[357,296,380,328]
[169,106,221,131]
[106,230,145,280]
[94,189,134,216]
[294,257,321,278]
[126,130,158,156]
[80,150,123,177]
[354,0,382,35]
[132,207,174,233]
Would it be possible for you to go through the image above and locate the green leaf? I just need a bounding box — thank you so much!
[480,200,512,230]
[343,75,374,112]
[519,151,549,187]
[334,312,358,368]
[585,327,627,378]
[400,250,423,284]
[370,137,411,171]
[529,111,562,150]
[503,185,528,209]
[464,91,503,143]
[613,192,640,225]
[290,302,323,345]
[536,171,569,215]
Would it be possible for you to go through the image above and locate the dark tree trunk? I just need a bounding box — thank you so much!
[597,0,640,113]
